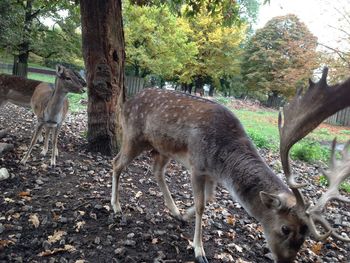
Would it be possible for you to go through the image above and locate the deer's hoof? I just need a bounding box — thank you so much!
[195,256,209,263]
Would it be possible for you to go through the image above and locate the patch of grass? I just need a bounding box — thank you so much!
[68,92,87,112]
[318,175,350,193]
[28,72,55,83]
[290,141,329,163]
[246,128,278,151]
[340,129,350,135]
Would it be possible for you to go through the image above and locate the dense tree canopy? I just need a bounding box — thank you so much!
[242,14,318,100]
[124,3,197,79]
[179,4,246,90]
[0,0,82,75]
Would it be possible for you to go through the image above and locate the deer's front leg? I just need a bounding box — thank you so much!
[21,123,44,165]
[184,179,217,221]
[50,126,60,166]
[153,153,182,220]
[111,145,139,214]
[191,172,208,263]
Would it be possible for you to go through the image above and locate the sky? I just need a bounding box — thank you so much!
[255,0,349,50]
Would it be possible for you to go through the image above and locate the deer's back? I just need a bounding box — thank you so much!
[0,74,41,96]
[123,89,251,170]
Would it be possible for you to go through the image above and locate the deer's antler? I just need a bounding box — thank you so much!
[279,67,350,242]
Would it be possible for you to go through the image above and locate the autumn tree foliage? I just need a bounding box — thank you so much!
[242,14,318,103]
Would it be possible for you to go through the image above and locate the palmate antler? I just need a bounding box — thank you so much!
[279,67,350,241]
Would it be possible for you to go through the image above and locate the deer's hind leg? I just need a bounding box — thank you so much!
[153,152,182,220]
[40,127,51,156]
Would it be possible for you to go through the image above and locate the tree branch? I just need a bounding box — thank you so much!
[318,42,350,68]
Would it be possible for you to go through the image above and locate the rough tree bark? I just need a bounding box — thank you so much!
[80,0,126,155]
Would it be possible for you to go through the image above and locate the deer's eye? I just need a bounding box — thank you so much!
[281,225,291,235]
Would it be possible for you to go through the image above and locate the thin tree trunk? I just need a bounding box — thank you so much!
[80,0,126,155]
[12,0,34,77]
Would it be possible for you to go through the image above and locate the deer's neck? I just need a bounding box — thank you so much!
[220,146,291,221]
[44,80,67,124]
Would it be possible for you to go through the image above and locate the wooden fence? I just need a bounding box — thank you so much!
[325,107,350,126]
[0,62,145,97]
[125,76,145,97]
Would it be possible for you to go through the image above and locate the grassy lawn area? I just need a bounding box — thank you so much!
[28,72,55,83]
[229,104,350,192]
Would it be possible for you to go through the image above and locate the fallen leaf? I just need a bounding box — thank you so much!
[135,191,142,198]
[38,244,76,256]
[152,238,158,244]
[28,214,40,228]
[12,213,21,219]
[75,260,85,263]
[4,197,15,203]
[0,240,15,248]
[78,210,85,216]
[48,230,66,244]
[55,202,65,209]
[75,221,85,232]
[311,242,323,255]
[217,230,223,237]
[103,205,110,211]
[214,252,234,261]
[226,215,236,225]
[18,191,31,197]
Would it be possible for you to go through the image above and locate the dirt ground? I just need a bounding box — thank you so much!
[0,101,349,263]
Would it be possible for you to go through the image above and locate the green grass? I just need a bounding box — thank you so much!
[28,72,55,83]
[67,92,87,112]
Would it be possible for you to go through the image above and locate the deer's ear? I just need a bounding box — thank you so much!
[56,64,64,77]
[260,191,284,210]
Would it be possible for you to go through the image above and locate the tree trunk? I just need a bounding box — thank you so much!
[12,0,34,77]
[80,0,126,155]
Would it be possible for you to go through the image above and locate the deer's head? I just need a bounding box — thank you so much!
[258,191,308,262]
[265,67,350,262]
[56,64,86,94]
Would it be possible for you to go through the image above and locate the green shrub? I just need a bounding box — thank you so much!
[290,141,329,163]
[318,175,350,193]
[340,129,350,135]
[246,128,278,151]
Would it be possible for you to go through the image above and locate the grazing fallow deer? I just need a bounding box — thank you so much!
[111,67,350,263]
[21,65,86,166]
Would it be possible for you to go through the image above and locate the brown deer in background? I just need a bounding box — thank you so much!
[0,74,42,108]
[111,67,350,263]
[21,65,86,166]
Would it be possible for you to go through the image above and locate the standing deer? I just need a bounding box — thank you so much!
[21,65,86,166]
[111,67,350,263]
